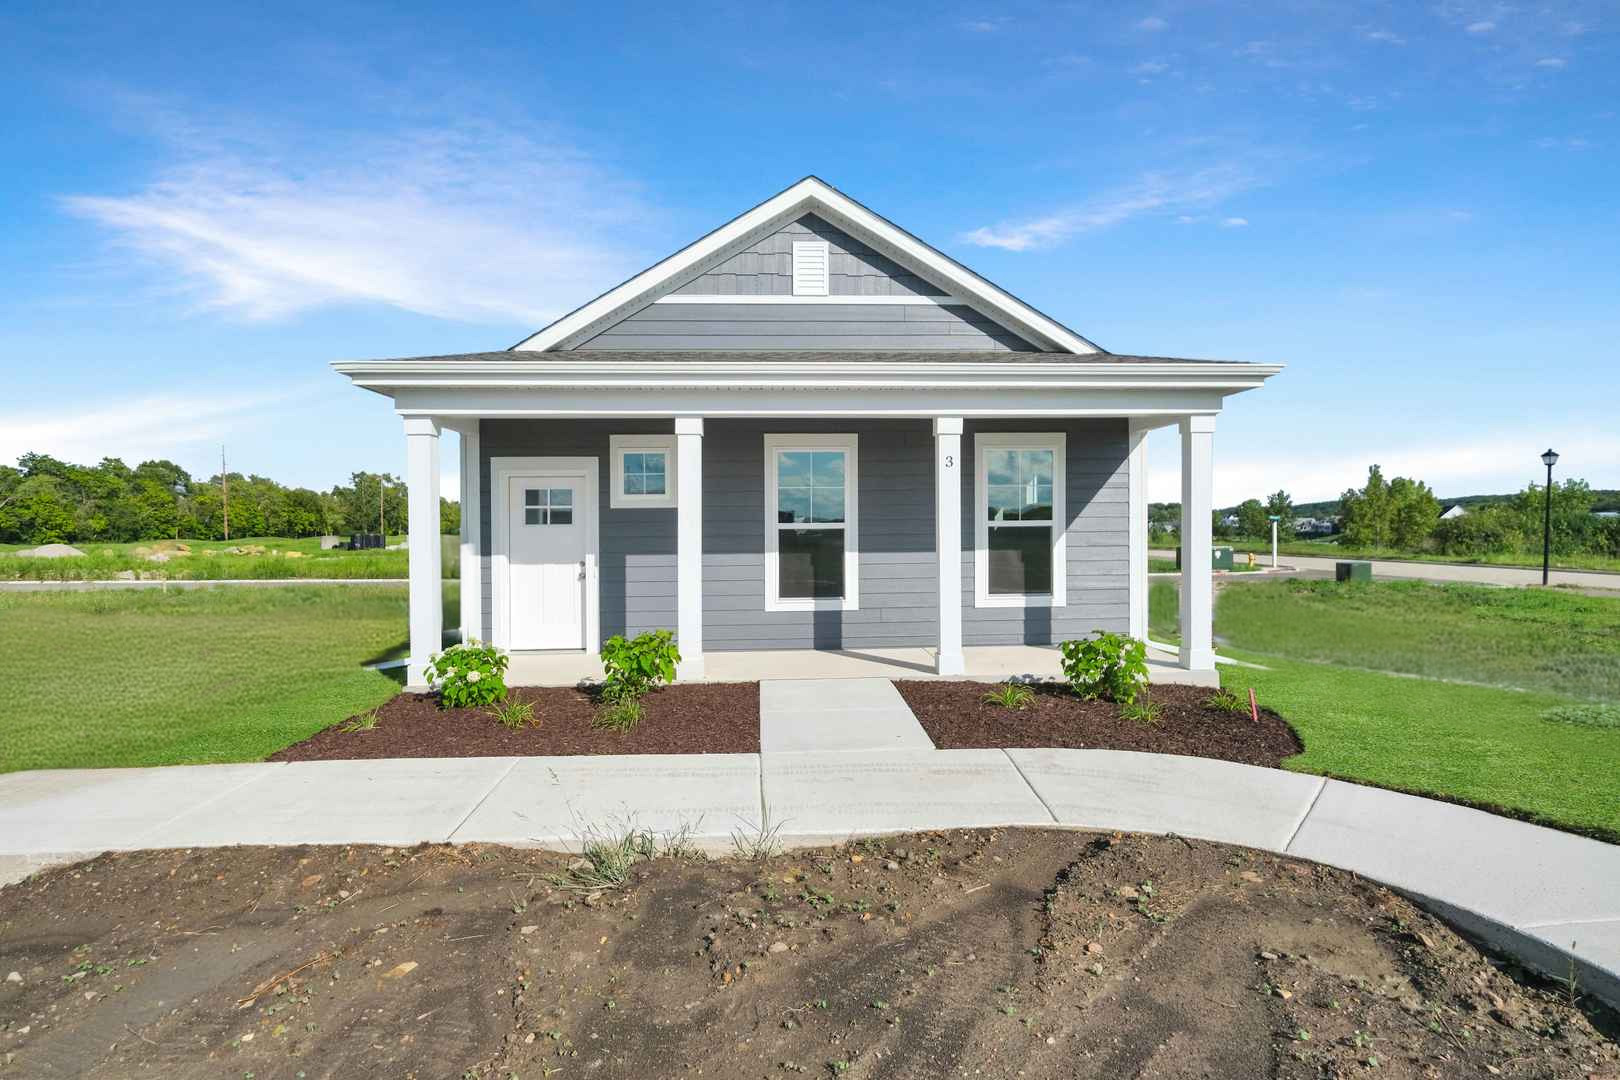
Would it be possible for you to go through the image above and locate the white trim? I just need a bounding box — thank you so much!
[509,176,1099,354]
[608,434,677,509]
[934,418,964,675]
[974,432,1067,609]
[403,416,442,688]
[1178,416,1216,671]
[1126,420,1149,642]
[763,433,860,612]
[675,418,704,677]
[653,294,972,306]
[453,421,482,642]
[791,240,829,296]
[490,456,601,654]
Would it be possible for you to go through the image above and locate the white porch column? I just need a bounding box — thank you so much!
[934,417,965,675]
[675,417,705,679]
[404,415,443,689]
[455,422,482,643]
[1127,420,1149,642]
[1178,414,1216,671]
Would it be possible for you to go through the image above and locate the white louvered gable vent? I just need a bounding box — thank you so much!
[791,240,830,296]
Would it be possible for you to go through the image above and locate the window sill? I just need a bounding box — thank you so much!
[765,597,860,613]
[974,593,1065,609]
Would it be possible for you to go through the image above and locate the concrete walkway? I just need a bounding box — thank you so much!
[1,752,1616,1008]
[759,678,934,752]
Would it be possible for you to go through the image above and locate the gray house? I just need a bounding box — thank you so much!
[336,178,1279,688]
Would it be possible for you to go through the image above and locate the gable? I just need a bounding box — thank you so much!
[515,177,1100,354]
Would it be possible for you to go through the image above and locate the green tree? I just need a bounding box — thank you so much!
[440,497,461,536]
[1340,465,1392,548]
[1387,476,1440,549]
[1235,498,1269,538]
[1512,479,1596,556]
[1265,490,1295,538]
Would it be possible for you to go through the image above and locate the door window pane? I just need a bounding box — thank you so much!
[988,527,1053,594]
[524,508,541,526]
[778,529,845,598]
[524,488,541,507]
[549,508,572,525]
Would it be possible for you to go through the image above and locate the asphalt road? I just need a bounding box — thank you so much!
[1151,550,1620,592]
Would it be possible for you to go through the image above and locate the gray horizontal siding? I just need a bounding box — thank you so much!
[674,213,948,298]
[577,304,1033,352]
[477,417,1129,652]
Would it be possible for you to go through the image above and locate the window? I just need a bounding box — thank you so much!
[609,434,677,509]
[975,433,1066,607]
[523,487,573,526]
[791,240,830,296]
[764,433,859,611]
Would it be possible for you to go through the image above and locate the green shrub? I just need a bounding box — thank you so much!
[599,629,681,704]
[982,682,1035,710]
[1059,632,1149,705]
[1541,704,1620,730]
[424,639,510,708]
[593,697,644,733]
[487,694,537,730]
[1120,697,1164,725]
[1203,687,1247,714]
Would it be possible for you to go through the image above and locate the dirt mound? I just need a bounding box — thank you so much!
[13,543,84,558]
[0,831,1612,1078]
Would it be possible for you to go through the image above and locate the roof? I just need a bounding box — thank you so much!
[354,350,1253,367]
[510,176,1102,355]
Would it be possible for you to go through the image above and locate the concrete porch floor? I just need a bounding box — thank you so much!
[506,644,1219,688]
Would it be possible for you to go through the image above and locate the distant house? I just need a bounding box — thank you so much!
[1439,504,1468,520]
[336,177,1280,687]
[1294,516,1336,538]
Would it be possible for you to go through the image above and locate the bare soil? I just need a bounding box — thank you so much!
[3,830,1614,1079]
[898,680,1305,768]
[271,682,761,760]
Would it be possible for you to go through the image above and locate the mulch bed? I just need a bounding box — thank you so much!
[269,682,760,760]
[895,680,1303,768]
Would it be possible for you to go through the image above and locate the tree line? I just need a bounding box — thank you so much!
[0,453,460,545]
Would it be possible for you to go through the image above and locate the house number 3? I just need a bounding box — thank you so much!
[944,455,954,467]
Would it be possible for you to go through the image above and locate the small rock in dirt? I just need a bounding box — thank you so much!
[520,925,539,935]
[4,971,21,984]
[1239,870,1264,884]
[769,942,789,954]
[1085,942,1103,955]
[892,849,909,860]
[383,961,418,979]
[300,874,323,889]
[884,861,900,871]
[524,1032,535,1044]
[1086,963,1104,977]
[1259,951,1279,960]
[1118,886,1139,900]
[240,1033,253,1043]
[850,854,863,864]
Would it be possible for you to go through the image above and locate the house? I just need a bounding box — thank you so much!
[1439,504,1468,520]
[335,178,1281,688]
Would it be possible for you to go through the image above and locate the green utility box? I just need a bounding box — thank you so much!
[1336,560,1373,583]
[1211,546,1234,570]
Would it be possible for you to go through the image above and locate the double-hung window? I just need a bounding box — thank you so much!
[975,433,1066,607]
[764,433,859,611]
[609,434,677,509]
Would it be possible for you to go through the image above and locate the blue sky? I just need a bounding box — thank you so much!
[1,1,1614,505]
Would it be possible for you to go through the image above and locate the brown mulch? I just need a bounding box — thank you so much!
[896,680,1303,767]
[269,682,760,760]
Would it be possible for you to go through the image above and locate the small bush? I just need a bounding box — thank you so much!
[1059,632,1149,705]
[600,629,681,704]
[487,694,537,730]
[982,682,1035,710]
[549,824,658,891]
[425,639,510,708]
[593,697,644,733]
[1203,687,1247,714]
[1120,697,1164,725]
[1541,704,1620,730]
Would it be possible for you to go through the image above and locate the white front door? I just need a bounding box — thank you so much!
[505,473,590,649]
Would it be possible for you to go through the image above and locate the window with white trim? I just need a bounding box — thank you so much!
[791,240,830,296]
[764,433,858,611]
[975,433,1066,607]
[609,434,677,509]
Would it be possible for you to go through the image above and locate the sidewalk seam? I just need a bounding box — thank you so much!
[444,758,522,844]
[133,765,286,847]
[1000,751,1059,825]
[1281,776,1330,853]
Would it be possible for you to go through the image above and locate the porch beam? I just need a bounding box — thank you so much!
[1178,414,1216,671]
[675,417,705,678]
[934,417,965,675]
[404,415,442,689]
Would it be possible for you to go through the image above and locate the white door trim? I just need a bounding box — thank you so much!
[491,455,600,653]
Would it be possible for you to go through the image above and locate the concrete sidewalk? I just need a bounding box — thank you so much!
[1,750,1616,1007]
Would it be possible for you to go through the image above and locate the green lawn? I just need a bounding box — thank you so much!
[0,585,454,773]
[1217,536,1620,574]
[0,534,460,581]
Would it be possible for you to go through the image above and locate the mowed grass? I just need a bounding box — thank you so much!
[1215,579,1620,701]
[0,586,443,772]
[1221,653,1620,843]
[0,534,460,581]
[1219,536,1620,574]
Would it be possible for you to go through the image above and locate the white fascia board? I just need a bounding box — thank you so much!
[510,177,1099,354]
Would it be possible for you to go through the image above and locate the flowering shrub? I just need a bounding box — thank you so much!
[1059,632,1149,706]
[425,640,510,709]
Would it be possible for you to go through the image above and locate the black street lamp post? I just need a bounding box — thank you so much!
[1540,448,1559,586]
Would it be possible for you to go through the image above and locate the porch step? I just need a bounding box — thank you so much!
[759,678,935,753]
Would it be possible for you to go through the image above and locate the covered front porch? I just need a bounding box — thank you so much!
[502,643,1220,688]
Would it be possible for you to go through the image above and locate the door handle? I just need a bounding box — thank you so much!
[578,560,586,581]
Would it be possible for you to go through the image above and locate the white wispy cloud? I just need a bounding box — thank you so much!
[0,386,319,471]
[960,166,1257,251]
[1361,28,1406,45]
[1220,216,1250,228]
[1135,16,1168,31]
[1130,60,1170,76]
[1466,20,1496,33]
[62,119,649,326]
[1535,56,1568,68]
